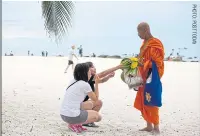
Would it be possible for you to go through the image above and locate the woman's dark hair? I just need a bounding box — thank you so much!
[74,63,89,82]
[85,61,93,68]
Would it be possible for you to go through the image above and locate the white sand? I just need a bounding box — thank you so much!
[2,56,200,136]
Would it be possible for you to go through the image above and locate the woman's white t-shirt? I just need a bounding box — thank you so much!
[60,80,92,117]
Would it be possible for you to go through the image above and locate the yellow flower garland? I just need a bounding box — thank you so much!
[130,57,139,69]
[120,57,139,75]
[130,57,138,62]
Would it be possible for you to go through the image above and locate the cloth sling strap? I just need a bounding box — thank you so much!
[144,60,162,107]
[66,81,78,90]
[137,40,153,82]
[137,40,149,64]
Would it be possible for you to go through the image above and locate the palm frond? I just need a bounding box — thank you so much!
[42,1,75,43]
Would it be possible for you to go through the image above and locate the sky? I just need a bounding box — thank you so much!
[2,1,200,58]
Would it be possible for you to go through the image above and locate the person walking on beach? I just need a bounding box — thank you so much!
[60,63,102,133]
[10,51,13,56]
[64,45,78,73]
[134,22,165,134]
[42,51,44,57]
[78,45,83,57]
[82,62,122,127]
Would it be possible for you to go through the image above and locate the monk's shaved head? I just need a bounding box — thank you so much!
[137,22,150,32]
[137,22,152,40]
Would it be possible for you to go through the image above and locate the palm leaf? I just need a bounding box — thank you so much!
[41,1,75,43]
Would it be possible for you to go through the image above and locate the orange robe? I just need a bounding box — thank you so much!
[134,37,165,125]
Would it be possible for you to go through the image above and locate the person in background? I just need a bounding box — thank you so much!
[42,51,44,57]
[64,45,78,73]
[78,45,83,57]
[10,51,13,56]
[92,53,96,57]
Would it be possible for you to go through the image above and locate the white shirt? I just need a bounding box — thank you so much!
[68,49,74,61]
[60,80,92,117]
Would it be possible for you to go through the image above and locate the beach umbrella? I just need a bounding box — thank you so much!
[41,1,74,43]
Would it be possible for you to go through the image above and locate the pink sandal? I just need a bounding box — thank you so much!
[77,124,87,131]
[68,124,82,133]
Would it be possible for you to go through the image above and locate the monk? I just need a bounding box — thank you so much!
[134,22,165,134]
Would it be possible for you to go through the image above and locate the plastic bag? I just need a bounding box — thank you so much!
[121,68,143,90]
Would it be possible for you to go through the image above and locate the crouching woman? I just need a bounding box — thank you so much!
[60,63,101,133]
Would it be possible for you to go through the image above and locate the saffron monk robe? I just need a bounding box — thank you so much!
[134,22,165,135]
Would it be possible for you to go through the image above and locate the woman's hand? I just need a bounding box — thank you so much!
[94,75,100,99]
[95,75,101,84]
[87,92,98,101]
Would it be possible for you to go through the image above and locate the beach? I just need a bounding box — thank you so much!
[2,56,200,136]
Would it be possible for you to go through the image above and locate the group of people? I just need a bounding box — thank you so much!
[61,61,120,132]
[5,51,14,56]
[42,51,48,57]
[60,22,165,135]
[27,50,34,56]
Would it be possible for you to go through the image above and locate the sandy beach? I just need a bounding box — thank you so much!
[2,56,200,136]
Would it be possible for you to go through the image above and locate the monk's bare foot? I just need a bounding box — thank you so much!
[152,128,160,135]
[139,127,153,132]
[153,125,160,135]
